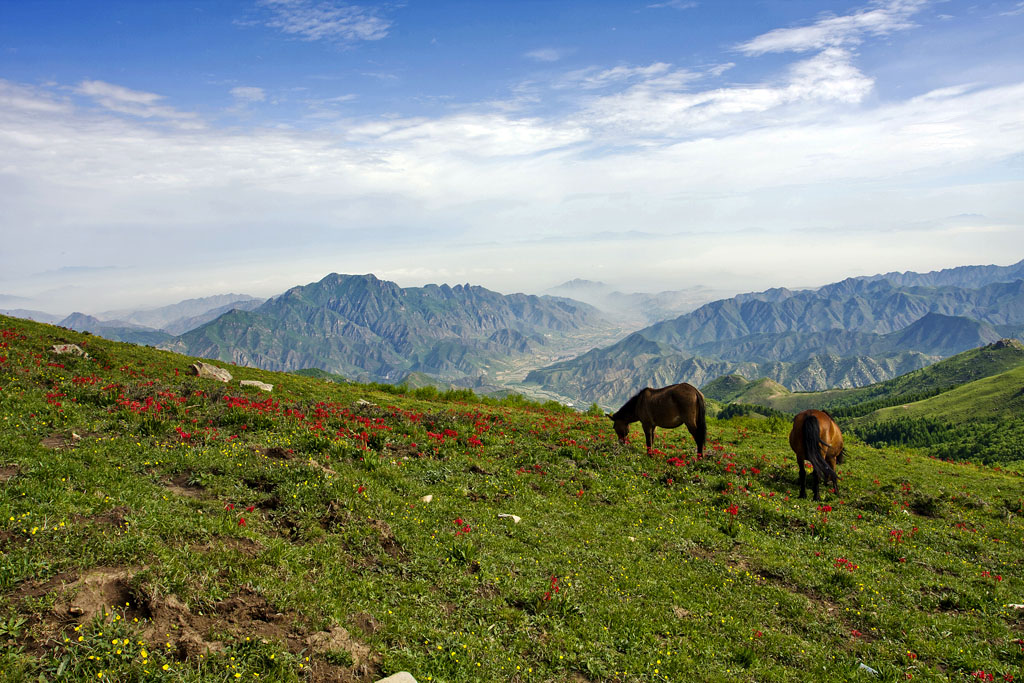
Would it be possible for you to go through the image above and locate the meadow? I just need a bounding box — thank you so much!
[1,314,1022,682]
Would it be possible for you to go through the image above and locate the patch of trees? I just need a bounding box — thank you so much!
[718,403,789,420]
[849,416,1024,464]
[824,386,953,419]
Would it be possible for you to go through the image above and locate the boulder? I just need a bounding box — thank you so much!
[51,344,87,357]
[375,673,418,683]
[188,362,232,382]
[240,380,273,392]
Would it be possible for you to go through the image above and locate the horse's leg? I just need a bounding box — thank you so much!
[798,458,807,498]
[644,424,655,452]
[828,455,839,495]
[685,423,699,455]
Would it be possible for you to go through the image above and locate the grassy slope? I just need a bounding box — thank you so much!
[726,341,1024,415]
[857,363,1024,424]
[1,314,1023,682]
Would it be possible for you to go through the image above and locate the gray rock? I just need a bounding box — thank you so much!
[188,361,232,382]
[240,379,273,392]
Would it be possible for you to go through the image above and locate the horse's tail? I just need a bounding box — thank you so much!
[694,390,707,455]
[802,414,836,480]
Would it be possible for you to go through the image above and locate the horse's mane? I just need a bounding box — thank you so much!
[611,390,645,421]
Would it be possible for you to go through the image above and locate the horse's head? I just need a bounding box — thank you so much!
[607,413,630,443]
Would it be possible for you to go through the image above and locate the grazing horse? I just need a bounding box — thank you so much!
[790,409,845,501]
[608,383,706,455]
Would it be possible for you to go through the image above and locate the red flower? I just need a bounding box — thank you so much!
[238,517,246,526]
[225,503,235,511]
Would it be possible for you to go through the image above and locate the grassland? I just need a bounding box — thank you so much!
[1,314,1023,682]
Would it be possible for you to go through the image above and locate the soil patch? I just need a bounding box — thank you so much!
[0,465,19,482]
[72,506,130,529]
[18,567,381,681]
[162,472,205,499]
[40,433,80,450]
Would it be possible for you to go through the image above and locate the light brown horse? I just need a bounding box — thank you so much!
[789,409,846,501]
[608,383,706,455]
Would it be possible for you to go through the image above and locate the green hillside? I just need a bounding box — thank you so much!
[2,314,1024,682]
[858,363,1024,424]
[716,339,1024,416]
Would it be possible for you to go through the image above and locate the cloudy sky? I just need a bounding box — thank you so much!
[1,0,1023,314]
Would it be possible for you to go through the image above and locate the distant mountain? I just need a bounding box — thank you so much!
[0,309,63,325]
[58,312,173,346]
[525,263,1024,407]
[165,273,611,385]
[98,294,264,333]
[861,258,1024,290]
[545,279,734,328]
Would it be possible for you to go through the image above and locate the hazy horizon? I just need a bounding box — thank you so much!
[2,0,1022,313]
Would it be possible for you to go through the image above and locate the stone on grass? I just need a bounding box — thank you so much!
[497,513,521,524]
[421,494,433,503]
[240,379,273,392]
[189,362,232,382]
[375,673,418,683]
[51,344,87,357]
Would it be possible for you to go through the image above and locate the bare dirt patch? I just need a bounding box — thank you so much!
[40,433,80,450]
[161,472,206,499]
[15,567,381,681]
[0,464,19,482]
[72,506,130,529]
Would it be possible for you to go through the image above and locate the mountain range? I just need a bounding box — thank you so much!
[524,262,1024,407]
[162,273,613,386]
[7,260,1024,408]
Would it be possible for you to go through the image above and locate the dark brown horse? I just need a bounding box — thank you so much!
[790,409,846,501]
[608,383,706,455]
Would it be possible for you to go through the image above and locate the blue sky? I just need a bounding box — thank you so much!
[1,0,1023,313]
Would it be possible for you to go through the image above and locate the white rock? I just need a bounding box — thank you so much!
[857,662,879,676]
[497,513,521,524]
[376,673,418,683]
[240,379,274,392]
[189,362,232,382]
[51,344,87,357]
[421,494,433,503]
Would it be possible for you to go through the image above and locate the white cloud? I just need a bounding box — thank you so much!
[574,49,873,137]
[738,0,929,54]
[525,48,566,63]
[557,63,676,90]
[3,0,1023,311]
[231,86,267,102]
[258,0,391,42]
[75,80,199,123]
[647,1,697,8]
[1001,2,1024,16]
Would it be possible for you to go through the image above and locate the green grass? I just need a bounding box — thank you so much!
[1,314,1023,682]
